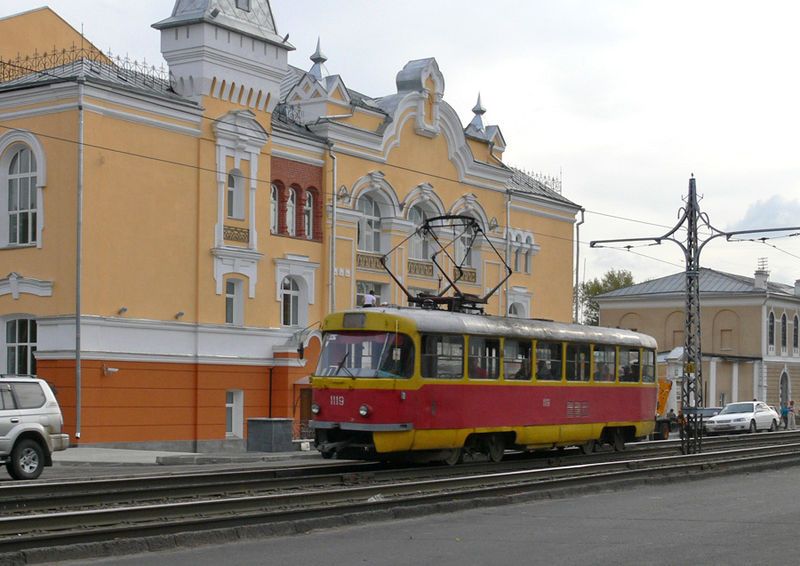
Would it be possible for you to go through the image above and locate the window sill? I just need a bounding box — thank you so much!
[1,243,37,250]
[271,232,322,243]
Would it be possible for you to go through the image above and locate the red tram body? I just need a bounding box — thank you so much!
[311,308,658,463]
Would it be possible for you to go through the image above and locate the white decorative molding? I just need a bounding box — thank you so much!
[212,246,263,297]
[0,272,53,299]
[274,256,320,304]
[34,315,304,366]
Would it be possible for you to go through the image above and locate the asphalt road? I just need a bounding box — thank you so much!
[67,463,800,566]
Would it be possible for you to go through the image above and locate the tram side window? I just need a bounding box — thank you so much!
[619,348,641,382]
[422,335,464,379]
[468,336,500,380]
[535,341,563,381]
[593,345,616,382]
[565,343,590,382]
[504,339,532,380]
[642,349,656,382]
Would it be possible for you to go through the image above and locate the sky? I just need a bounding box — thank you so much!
[4,0,800,287]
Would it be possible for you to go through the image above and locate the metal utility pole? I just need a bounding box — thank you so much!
[592,176,800,455]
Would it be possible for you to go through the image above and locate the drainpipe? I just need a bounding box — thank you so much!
[328,144,337,313]
[574,207,585,323]
[504,189,511,316]
[75,77,85,440]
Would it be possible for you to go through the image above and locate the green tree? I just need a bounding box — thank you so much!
[579,269,635,326]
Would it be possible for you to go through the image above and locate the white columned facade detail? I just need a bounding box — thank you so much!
[709,358,717,407]
[732,363,739,403]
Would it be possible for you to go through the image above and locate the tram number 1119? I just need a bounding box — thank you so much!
[330,395,345,406]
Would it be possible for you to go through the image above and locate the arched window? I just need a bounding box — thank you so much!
[455,216,477,268]
[6,147,37,245]
[357,195,381,252]
[304,191,314,240]
[270,184,278,234]
[226,171,244,219]
[286,188,296,236]
[513,235,522,272]
[408,205,431,260]
[281,277,300,326]
[781,313,788,350]
[508,303,523,318]
[794,315,799,350]
[768,312,775,347]
[524,236,533,273]
[5,318,37,375]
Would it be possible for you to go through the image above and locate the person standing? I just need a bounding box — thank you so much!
[363,289,377,308]
[780,403,789,430]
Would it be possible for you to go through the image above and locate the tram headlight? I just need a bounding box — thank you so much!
[311,403,320,415]
[359,404,370,417]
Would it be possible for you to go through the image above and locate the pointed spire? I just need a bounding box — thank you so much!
[309,37,328,81]
[468,92,486,132]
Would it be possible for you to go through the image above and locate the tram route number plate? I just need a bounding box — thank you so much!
[330,395,345,406]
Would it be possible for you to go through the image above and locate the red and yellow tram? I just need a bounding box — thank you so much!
[311,307,658,463]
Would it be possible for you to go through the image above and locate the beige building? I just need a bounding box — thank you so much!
[597,267,800,410]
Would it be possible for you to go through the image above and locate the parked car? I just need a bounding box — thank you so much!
[0,377,69,480]
[705,401,780,435]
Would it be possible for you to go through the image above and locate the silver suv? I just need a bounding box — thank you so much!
[0,377,69,480]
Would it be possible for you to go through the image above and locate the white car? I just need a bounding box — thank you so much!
[705,401,780,435]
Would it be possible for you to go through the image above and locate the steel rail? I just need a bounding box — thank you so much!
[1,430,797,516]
[1,442,800,554]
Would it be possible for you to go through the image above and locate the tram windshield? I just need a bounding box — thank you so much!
[316,331,415,378]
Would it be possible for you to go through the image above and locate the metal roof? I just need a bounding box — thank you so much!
[597,267,796,299]
[508,167,576,207]
[332,307,657,349]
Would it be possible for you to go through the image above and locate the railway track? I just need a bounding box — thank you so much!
[1,432,799,560]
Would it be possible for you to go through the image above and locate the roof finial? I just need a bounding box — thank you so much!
[467,92,486,132]
[472,92,486,116]
[309,37,328,81]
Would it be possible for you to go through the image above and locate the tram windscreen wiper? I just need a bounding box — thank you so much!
[335,351,355,378]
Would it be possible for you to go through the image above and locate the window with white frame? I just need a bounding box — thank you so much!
[781,313,788,351]
[226,171,244,219]
[225,278,244,325]
[356,281,384,307]
[456,220,475,268]
[408,205,431,260]
[304,191,314,240]
[6,318,37,375]
[281,276,301,326]
[286,188,296,236]
[794,315,799,352]
[225,390,244,438]
[524,236,533,273]
[768,312,775,349]
[508,303,524,318]
[513,235,522,272]
[270,184,278,234]
[357,195,382,252]
[6,146,37,245]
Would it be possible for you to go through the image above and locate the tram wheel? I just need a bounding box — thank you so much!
[612,430,625,452]
[443,448,463,466]
[487,435,505,463]
[579,440,595,455]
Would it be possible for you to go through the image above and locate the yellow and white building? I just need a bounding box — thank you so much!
[0,1,580,449]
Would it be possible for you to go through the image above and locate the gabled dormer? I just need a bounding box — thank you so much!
[153,0,293,111]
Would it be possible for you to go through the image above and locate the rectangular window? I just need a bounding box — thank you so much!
[535,341,563,381]
[356,281,384,307]
[565,343,590,382]
[225,279,243,325]
[721,329,733,351]
[5,319,37,375]
[593,345,616,382]
[315,332,415,378]
[642,349,656,383]
[618,348,640,382]
[504,339,532,381]
[421,335,464,379]
[11,382,45,409]
[467,336,500,380]
[225,390,244,438]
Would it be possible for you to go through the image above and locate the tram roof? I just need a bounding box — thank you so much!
[339,307,658,349]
